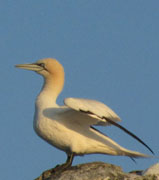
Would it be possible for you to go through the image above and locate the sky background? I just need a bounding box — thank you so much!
[1,1,159,179]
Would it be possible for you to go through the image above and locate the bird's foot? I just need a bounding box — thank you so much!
[36,154,74,180]
[51,162,70,173]
[40,163,70,180]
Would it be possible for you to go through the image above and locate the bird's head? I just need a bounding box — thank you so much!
[15,58,64,79]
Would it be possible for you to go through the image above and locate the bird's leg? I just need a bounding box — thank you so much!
[41,153,74,179]
[52,153,74,173]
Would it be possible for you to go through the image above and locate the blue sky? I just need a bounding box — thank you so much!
[1,1,159,179]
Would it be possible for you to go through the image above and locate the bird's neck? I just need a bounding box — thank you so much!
[37,75,64,107]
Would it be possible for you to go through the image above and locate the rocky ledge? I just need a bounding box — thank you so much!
[35,162,159,180]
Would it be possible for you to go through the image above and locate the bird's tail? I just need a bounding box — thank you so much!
[90,127,152,158]
[118,147,151,158]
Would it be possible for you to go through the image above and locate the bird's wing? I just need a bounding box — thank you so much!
[64,97,154,154]
[64,97,121,126]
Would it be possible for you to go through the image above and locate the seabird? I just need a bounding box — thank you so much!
[15,58,153,171]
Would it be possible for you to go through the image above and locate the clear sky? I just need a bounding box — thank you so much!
[1,1,159,179]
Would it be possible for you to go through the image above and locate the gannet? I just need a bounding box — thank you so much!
[15,58,154,171]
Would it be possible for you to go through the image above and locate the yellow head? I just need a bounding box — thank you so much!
[16,58,64,78]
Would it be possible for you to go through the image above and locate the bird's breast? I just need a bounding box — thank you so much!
[33,106,74,152]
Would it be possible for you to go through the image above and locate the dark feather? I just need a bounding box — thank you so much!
[103,117,154,155]
[79,109,154,155]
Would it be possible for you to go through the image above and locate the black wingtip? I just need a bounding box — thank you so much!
[130,157,137,164]
[104,117,154,155]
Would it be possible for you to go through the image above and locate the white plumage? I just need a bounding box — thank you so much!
[16,58,153,170]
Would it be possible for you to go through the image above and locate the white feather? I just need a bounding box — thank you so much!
[64,97,121,126]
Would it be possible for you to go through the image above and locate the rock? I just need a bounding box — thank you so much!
[34,162,159,180]
[142,163,159,176]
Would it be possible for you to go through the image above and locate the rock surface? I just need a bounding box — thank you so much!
[142,163,159,176]
[35,162,159,180]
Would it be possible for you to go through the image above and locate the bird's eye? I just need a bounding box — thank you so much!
[38,63,45,68]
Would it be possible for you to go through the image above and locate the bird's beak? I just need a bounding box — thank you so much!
[15,63,43,71]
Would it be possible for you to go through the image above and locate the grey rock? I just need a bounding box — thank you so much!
[35,162,159,180]
[142,163,159,177]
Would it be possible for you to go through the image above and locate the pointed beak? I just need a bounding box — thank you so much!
[15,63,43,71]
